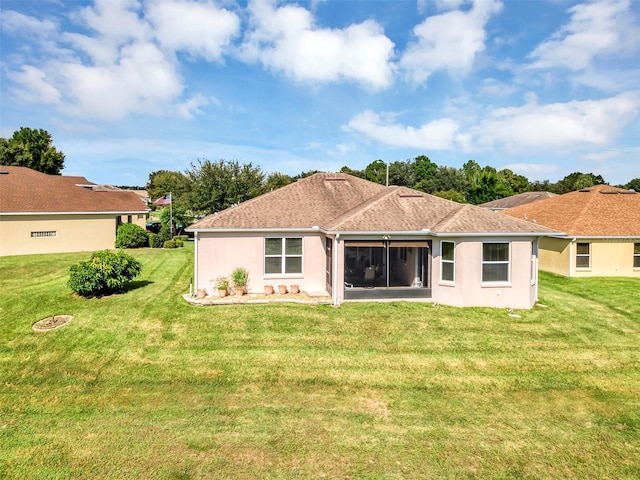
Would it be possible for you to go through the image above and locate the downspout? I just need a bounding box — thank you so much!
[568,238,575,278]
[333,233,340,306]
[534,237,540,302]
[194,231,199,293]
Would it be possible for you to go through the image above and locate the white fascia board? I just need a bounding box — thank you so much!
[185,227,322,234]
[551,235,640,240]
[432,231,563,238]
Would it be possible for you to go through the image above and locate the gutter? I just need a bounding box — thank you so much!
[2,210,150,215]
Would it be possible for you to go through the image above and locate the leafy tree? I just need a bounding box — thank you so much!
[388,160,415,187]
[68,250,142,297]
[340,166,365,178]
[497,169,529,196]
[364,159,388,185]
[185,159,265,216]
[115,223,149,248]
[432,190,467,203]
[419,166,468,196]
[552,172,606,194]
[146,170,191,207]
[0,127,65,174]
[624,178,640,191]
[265,172,294,191]
[413,155,438,191]
[158,205,193,236]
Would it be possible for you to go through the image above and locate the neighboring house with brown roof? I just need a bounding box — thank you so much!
[187,173,558,308]
[0,166,149,256]
[501,185,640,278]
[480,191,557,211]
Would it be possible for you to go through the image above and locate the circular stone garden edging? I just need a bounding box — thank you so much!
[32,315,73,332]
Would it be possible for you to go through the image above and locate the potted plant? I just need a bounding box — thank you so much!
[231,267,249,296]
[264,285,274,295]
[290,284,300,294]
[215,276,230,297]
[278,285,287,295]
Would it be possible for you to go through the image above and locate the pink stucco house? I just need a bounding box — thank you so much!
[187,173,558,308]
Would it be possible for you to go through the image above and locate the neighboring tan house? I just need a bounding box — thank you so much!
[187,173,559,309]
[501,185,640,278]
[0,166,149,256]
[480,192,557,211]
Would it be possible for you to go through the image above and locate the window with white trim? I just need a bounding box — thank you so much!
[634,243,640,269]
[31,231,56,238]
[576,242,590,269]
[265,237,303,275]
[441,241,455,283]
[482,242,510,283]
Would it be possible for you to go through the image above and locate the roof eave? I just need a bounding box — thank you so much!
[2,210,150,215]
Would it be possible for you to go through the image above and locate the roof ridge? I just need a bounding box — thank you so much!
[431,203,469,231]
[325,186,400,229]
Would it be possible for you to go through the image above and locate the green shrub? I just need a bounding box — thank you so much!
[175,239,184,248]
[148,233,157,248]
[68,250,142,297]
[151,223,171,248]
[163,240,177,249]
[115,223,149,249]
[173,235,189,242]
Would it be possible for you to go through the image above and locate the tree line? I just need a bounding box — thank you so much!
[148,156,640,221]
[2,128,639,221]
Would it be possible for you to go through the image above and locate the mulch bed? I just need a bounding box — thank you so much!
[32,315,73,332]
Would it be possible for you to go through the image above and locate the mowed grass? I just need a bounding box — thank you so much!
[1,244,639,479]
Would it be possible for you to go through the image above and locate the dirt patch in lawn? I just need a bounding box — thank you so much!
[32,315,73,332]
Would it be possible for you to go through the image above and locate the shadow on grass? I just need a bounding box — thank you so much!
[123,280,154,292]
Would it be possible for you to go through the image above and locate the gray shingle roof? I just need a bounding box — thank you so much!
[189,173,557,235]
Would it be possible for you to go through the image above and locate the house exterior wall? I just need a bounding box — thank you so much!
[194,232,329,296]
[0,213,147,256]
[538,237,571,277]
[431,237,538,309]
[571,239,640,278]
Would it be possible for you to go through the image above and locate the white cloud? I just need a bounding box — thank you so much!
[146,0,240,61]
[345,110,461,150]
[580,151,619,162]
[6,66,61,104]
[470,91,640,151]
[400,0,503,84]
[0,10,57,36]
[240,0,395,90]
[74,0,150,43]
[528,0,639,71]
[345,91,640,155]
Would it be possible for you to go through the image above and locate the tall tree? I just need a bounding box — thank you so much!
[420,166,468,197]
[624,178,640,191]
[364,159,388,185]
[185,159,265,216]
[552,172,606,194]
[413,155,438,191]
[146,170,191,207]
[0,127,65,174]
[388,160,415,187]
[264,172,293,192]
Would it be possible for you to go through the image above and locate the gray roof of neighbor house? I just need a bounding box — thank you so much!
[0,166,149,214]
[501,184,640,237]
[189,172,558,235]
[479,191,557,210]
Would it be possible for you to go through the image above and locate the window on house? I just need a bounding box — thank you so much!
[265,238,303,275]
[441,241,455,283]
[31,231,56,238]
[634,243,640,269]
[482,242,510,282]
[576,242,590,269]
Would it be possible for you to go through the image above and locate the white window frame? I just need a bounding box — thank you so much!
[264,237,303,276]
[481,242,511,284]
[576,242,590,270]
[440,241,455,284]
[634,243,640,269]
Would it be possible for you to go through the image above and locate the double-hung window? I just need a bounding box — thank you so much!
[482,242,510,283]
[576,242,590,269]
[441,241,455,283]
[634,243,640,269]
[265,237,303,275]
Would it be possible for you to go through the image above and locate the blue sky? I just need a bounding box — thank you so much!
[1,0,639,187]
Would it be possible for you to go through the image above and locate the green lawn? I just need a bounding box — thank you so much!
[1,244,639,479]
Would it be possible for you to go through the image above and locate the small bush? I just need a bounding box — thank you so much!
[68,250,142,297]
[175,239,184,248]
[151,223,171,248]
[148,233,157,248]
[115,223,149,249]
[174,235,189,242]
[163,240,177,249]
